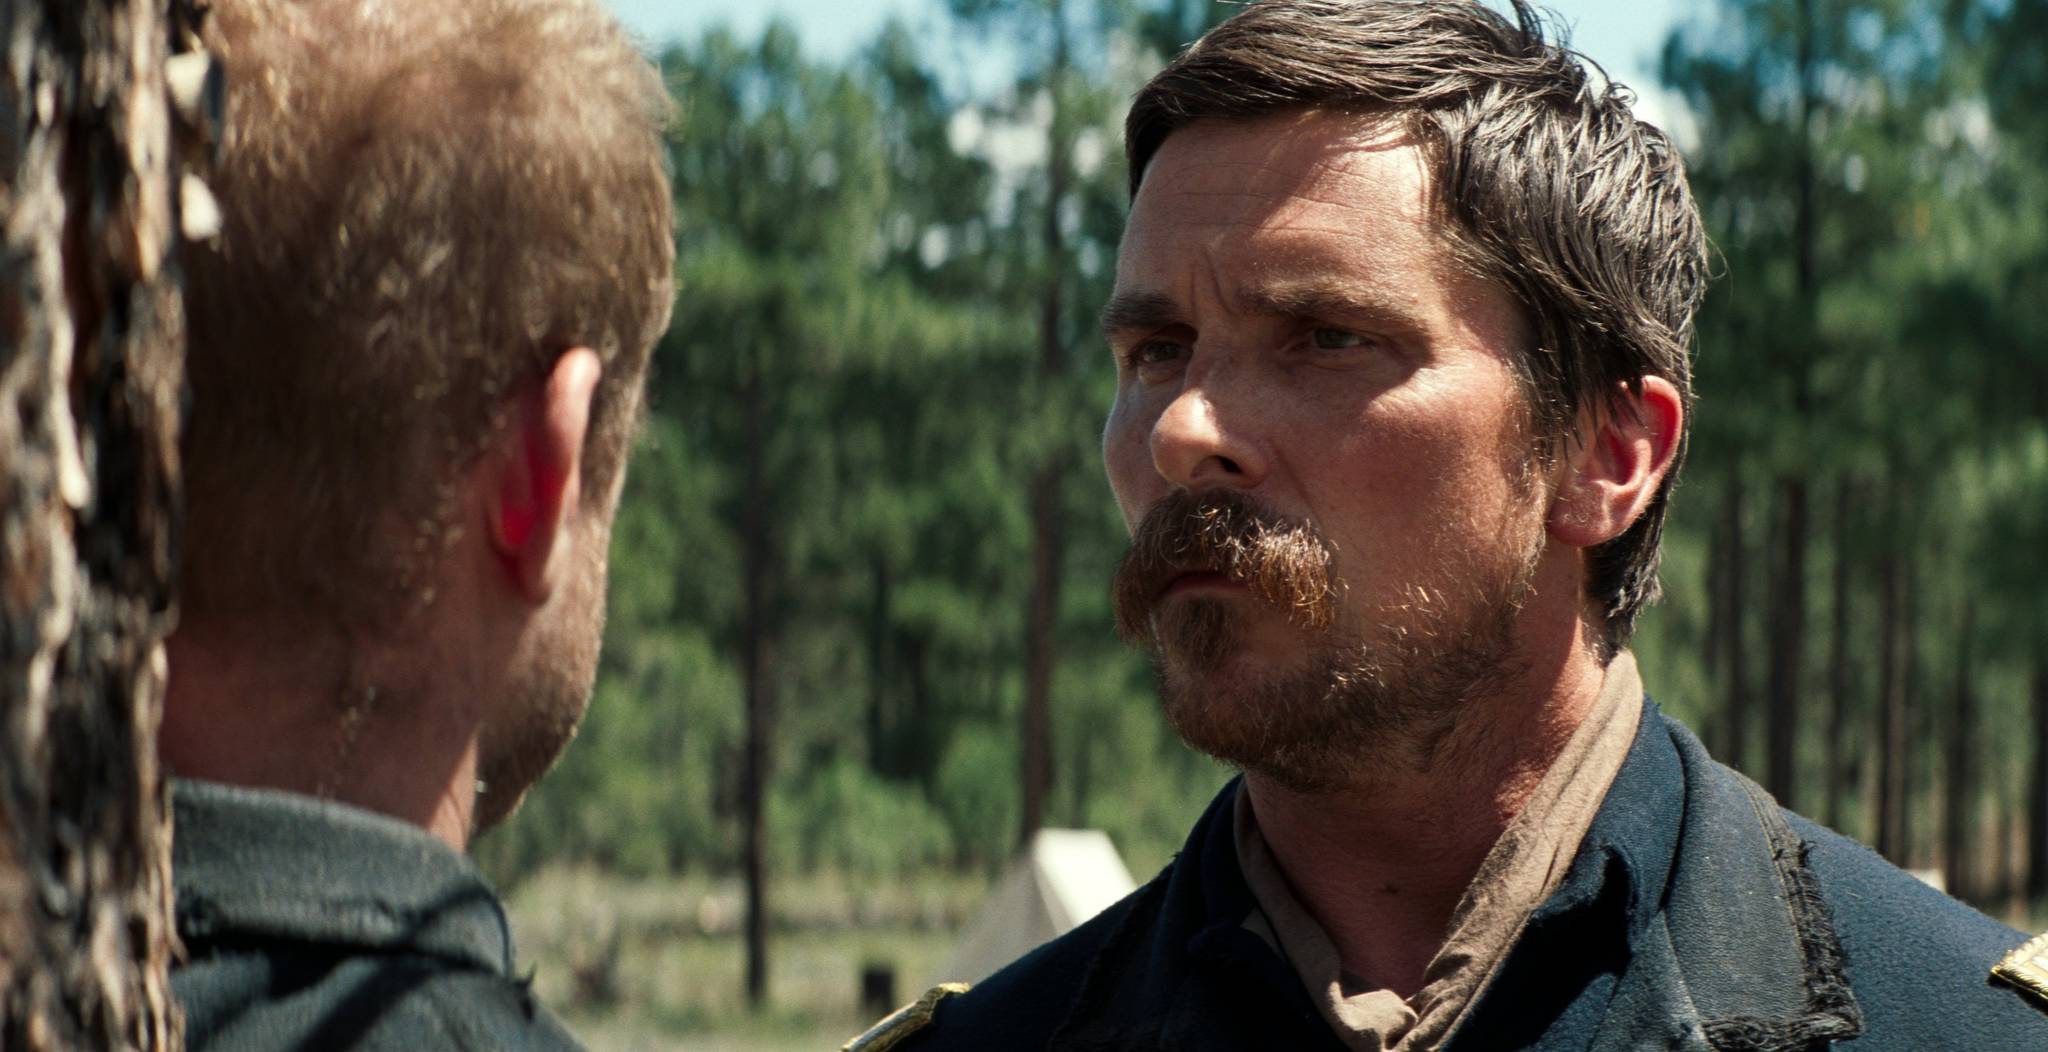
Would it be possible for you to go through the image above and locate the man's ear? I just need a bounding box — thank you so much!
[486,347,603,603]
[1547,376,1683,549]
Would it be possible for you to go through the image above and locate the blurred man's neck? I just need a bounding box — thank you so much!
[159,618,483,850]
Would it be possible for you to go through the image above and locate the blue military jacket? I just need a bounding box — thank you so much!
[898,702,2048,1051]
[170,780,582,1051]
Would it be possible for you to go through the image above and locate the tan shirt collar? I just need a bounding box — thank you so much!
[1234,652,1646,1052]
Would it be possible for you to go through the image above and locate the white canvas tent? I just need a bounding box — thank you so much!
[937,828,1138,985]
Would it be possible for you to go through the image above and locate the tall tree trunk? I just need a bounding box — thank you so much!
[739,369,775,1008]
[907,633,931,785]
[1022,466,1060,844]
[1067,734,1090,829]
[1764,0,1820,812]
[0,1,203,1047]
[867,558,891,777]
[1900,555,1921,867]
[1943,603,1976,899]
[1720,476,1751,772]
[1793,0,1820,306]
[2028,652,2048,900]
[1019,0,1071,848]
[1998,784,2019,917]
[1876,530,1908,863]
[1825,477,1853,833]
[1703,482,1726,752]
[1766,477,1808,807]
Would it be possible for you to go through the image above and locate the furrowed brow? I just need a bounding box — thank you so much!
[1240,279,1423,332]
[1099,291,1183,343]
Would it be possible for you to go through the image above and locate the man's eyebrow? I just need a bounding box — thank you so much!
[1098,291,1183,342]
[1239,278,1424,331]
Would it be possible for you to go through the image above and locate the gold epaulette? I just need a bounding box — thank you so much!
[1992,931,2048,1012]
[841,982,971,1052]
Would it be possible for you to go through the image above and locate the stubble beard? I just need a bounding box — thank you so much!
[1115,489,1544,794]
[473,531,610,833]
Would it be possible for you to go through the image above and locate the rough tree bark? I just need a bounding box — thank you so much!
[1,0,211,1048]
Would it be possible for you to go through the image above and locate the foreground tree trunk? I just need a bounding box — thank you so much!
[0,0,206,1048]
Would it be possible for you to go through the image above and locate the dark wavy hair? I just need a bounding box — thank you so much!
[1125,0,1710,650]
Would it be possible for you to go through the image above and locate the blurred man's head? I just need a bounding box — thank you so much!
[169,0,673,832]
[1104,0,1701,789]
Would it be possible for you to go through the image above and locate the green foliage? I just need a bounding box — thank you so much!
[932,729,1017,869]
[775,757,954,877]
[479,417,743,884]
[485,6,1206,893]
[1650,0,2048,883]
[483,0,2048,912]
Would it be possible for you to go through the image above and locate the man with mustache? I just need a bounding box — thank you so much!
[852,1,2048,1049]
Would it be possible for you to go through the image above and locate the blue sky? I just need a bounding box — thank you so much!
[605,0,1694,87]
[603,0,1703,139]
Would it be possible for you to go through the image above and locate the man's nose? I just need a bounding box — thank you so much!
[1149,384,1265,491]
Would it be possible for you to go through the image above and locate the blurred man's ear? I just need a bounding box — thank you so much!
[485,348,602,603]
[1546,376,1683,549]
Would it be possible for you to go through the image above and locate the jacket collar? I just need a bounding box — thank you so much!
[1052,779,1344,1051]
[171,779,516,977]
[1636,718,1862,1051]
[1460,708,1863,1052]
[1050,702,1862,1052]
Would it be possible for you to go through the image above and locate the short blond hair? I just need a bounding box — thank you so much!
[183,0,674,631]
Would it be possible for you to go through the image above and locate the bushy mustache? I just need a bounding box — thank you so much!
[1111,489,1339,645]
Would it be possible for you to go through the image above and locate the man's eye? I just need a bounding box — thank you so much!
[1128,339,1185,369]
[1310,327,1374,351]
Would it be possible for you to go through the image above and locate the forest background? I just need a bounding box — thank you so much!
[463,0,2048,1046]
